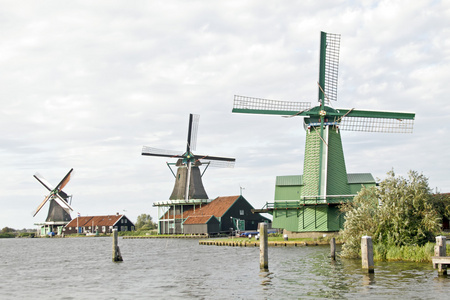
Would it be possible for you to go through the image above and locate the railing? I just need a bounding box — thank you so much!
[262,195,356,210]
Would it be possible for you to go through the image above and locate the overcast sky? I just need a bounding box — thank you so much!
[1,0,449,230]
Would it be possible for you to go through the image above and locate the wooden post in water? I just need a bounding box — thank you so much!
[361,236,374,273]
[259,222,268,270]
[434,236,447,275]
[330,237,336,260]
[112,229,123,262]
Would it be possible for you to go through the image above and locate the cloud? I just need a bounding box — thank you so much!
[1,0,449,229]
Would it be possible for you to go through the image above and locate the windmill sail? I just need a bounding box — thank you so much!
[319,32,340,105]
[33,169,74,221]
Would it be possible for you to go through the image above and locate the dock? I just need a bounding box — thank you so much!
[199,240,333,247]
[123,234,209,239]
[432,256,450,275]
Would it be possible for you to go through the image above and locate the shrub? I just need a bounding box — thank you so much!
[340,170,441,258]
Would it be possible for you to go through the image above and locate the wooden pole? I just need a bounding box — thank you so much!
[112,229,123,262]
[259,222,268,270]
[434,236,447,275]
[330,237,336,260]
[361,236,374,273]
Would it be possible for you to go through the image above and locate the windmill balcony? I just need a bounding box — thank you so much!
[264,195,356,211]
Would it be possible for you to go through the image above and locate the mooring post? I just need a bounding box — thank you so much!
[361,236,374,273]
[259,222,268,270]
[330,237,336,260]
[434,236,447,275]
[112,229,123,262]
[435,235,447,257]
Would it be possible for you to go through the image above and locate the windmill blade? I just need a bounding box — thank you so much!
[54,193,74,211]
[33,194,52,217]
[199,159,235,168]
[187,114,200,152]
[55,168,73,192]
[142,146,185,158]
[33,173,54,192]
[193,154,236,162]
[318,31,341,105]
[336,109,415,133]
[233,95,311,116]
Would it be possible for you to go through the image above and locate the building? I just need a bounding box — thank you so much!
[64,214,134,234]
[269,173,376,233]
[183,215,220,235]
[159,195,271,235]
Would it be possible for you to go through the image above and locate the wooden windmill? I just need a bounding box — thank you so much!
[142,114,235,234]
[33,168,74,235]
[232,31,415,232]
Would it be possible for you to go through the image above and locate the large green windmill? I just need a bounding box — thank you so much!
[232,31,415,233]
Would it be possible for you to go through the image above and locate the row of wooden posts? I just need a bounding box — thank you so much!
[112,225,448,276]
[260,223,449,276]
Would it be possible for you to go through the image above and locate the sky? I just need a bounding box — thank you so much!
[1,0,449,230]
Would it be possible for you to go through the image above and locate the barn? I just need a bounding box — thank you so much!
[64,214,134,235]
[159,195,271,235]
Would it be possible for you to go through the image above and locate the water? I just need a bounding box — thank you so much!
[0,237,448,299]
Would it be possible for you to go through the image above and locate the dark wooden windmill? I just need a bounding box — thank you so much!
[142,114,235,234]
[33,168,74,235]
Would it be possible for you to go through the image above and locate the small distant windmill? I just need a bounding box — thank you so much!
[142,114,235,234]
[232,31,415,232]
[33,168,74,235]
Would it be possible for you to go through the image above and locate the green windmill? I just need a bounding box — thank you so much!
[232,31,415,233]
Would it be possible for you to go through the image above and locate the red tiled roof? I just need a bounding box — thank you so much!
[190,196,240,217]
[161,196,240,220]
[183,215,216,225]
[65,215,125,228]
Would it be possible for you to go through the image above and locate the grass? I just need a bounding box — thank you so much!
[372,242,450,262]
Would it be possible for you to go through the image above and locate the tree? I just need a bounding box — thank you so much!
[1,227,15,233]
[135,214,157,231]
[340,170,441,258]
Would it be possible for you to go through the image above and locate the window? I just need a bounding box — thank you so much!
[240,210,244,216]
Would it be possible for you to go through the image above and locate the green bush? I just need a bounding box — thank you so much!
[341,170,441,258]
[0,232,16,238]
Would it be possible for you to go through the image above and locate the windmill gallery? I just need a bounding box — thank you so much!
[32,31,415,237]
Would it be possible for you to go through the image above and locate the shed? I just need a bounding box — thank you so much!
[182,215,220,234]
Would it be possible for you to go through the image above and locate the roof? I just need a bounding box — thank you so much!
[275,173,376,186]
[183,215,218,225]
[191,195,240,217]
[347,173,375,184]
[276,175,303,186]
[161,195,241,220]
[65,215,132,228]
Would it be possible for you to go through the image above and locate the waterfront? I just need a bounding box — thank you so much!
[0,237,448,299]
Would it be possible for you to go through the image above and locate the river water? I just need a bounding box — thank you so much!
[0,237,448,299]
